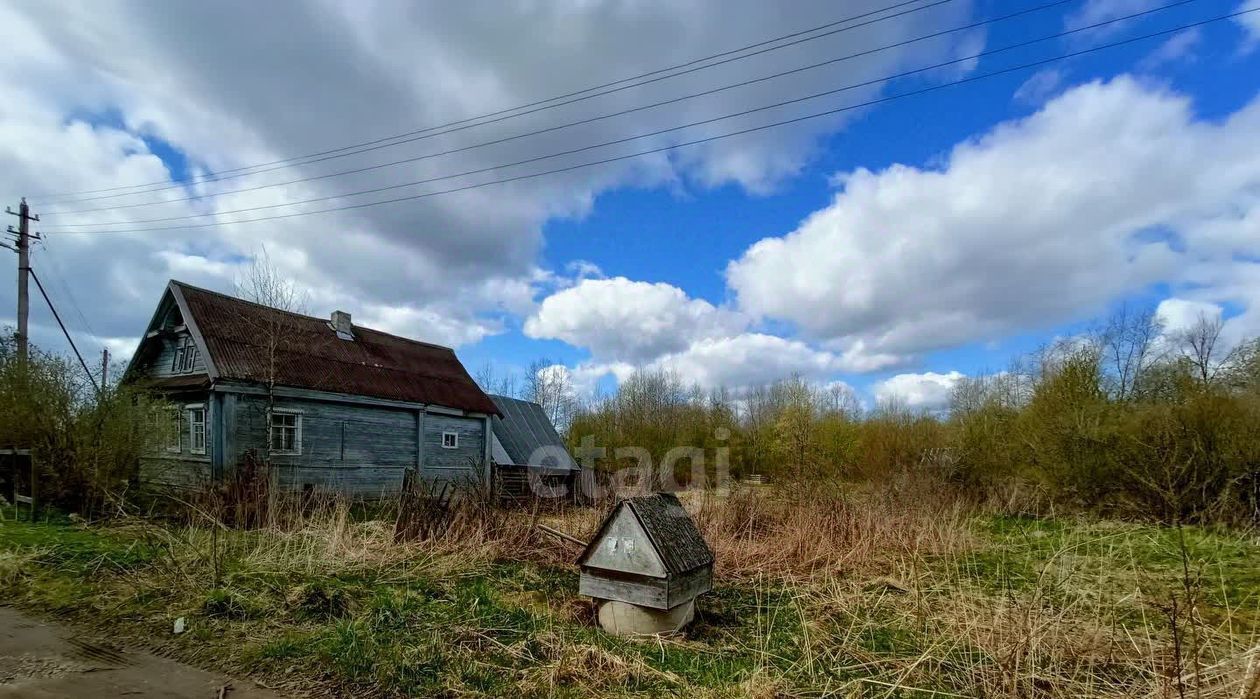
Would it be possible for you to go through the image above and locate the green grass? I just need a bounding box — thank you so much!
[964,514,1260,627]
[1,511,1256,697]
[0,516,751,696]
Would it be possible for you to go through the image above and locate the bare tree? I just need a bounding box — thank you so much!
[950,373,990,415]
[1174,312,1235,386]
[1096,305,1163,400]
[233,248,311,462]
[526,358,576,432]
[473,361,519,398]
[818,381,863,418]
[235,247,308,313]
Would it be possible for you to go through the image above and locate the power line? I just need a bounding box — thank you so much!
[44,0,1208,231]
[29,267,101,395]
[31,0,955,204]
[42,8,1253,237]
[35,238,99,342]
[43,0,1083,217]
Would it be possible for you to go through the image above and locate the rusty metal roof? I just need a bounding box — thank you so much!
[173,281,499,415]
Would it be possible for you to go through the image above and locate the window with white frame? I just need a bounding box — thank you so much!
[441,431,458,449]
[165,407,181,453]
[269,410,302,455]
[171,336,199,374]
[187,405,206,455]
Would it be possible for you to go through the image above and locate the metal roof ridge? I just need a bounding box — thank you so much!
[171,278,458,352]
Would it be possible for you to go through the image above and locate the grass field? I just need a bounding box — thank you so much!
[1,486,1258,698]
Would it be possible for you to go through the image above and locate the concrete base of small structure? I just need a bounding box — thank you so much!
[596,598,695,636]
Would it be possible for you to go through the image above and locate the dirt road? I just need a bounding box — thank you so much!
[0,606,283,698]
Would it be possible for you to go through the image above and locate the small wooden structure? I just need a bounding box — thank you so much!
[577,493,713,633]
[0,447,36,518]
[488,394,579,500]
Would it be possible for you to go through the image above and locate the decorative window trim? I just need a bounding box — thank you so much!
[171,336,199,374]
[441,431,458,449]
[186,404,207,455]
[269,409,303,456]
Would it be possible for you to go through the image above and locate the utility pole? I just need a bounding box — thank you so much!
[101,347,110,390]
[5,198,40,362]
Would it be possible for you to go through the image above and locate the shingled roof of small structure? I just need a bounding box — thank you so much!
[170,281,499,415]
[579,492,714,576]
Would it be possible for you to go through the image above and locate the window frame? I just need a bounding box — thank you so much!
[186,403,207,455]
[441,431,458,449]
[268,409,303,456]
[171,336,199,374]
[165,407,181,453]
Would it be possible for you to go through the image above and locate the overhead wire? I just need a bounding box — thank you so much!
[42,1,1235,235]
[30,0,956,204]
[28,267,102,394]
[41,0,1084,217]
[34,238,99,343]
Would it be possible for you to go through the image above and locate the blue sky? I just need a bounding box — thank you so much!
[3,0,1259,410]
[460,0,1260,402]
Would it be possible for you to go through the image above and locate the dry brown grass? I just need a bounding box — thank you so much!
[691,476,976,581]
[784,556,1260,698]
[24,479,1253,698]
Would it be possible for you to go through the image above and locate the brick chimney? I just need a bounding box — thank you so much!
[330,310,354,340]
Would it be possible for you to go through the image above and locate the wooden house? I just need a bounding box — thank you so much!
[125,280,500,496]
[577,493,714,612]
[488,394,579,499]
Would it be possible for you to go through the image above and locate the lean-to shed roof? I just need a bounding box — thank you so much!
[488,394,577,471]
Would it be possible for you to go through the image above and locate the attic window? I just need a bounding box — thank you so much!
[171,336,198,373]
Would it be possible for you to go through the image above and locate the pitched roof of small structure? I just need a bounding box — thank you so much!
[488,394,577,471]
[150,281,499,415]
[578,493,714,575]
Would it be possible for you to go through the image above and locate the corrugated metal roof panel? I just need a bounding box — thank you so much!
[488,394,577,470]
[174,281,499,415]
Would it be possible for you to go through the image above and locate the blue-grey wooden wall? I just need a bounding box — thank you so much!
[223,394,487,497]
[138,392,213,488]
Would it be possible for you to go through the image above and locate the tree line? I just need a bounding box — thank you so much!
[551,309,1260,526]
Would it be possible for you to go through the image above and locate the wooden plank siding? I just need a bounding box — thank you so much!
[138,390,213,489]
[420,412,487,489]
[144,331,207,378]
[230,394,418,498]
[579,572,669,609]
[139,388,490,497]
[577,566,712,611]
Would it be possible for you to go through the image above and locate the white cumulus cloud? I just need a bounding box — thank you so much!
[727,76,1260,361]
[873,371,964,411]
[524,277,745,363]
[650,333,849,390]
[1240,0,1260,46]
[0,0,977,360]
